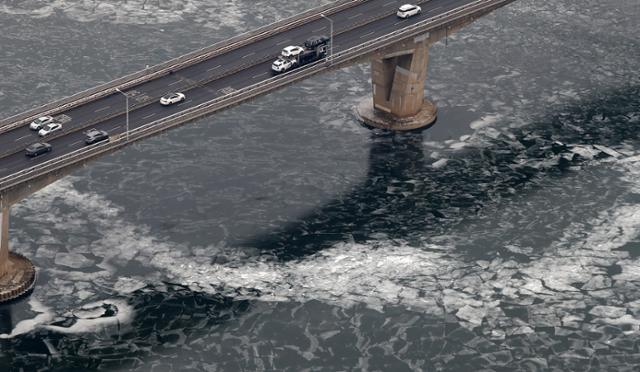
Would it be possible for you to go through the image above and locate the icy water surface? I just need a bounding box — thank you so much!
[1,0,640,370]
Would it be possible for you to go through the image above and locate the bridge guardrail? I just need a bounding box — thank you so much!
[0,0,368,136]
[0,0,513,192]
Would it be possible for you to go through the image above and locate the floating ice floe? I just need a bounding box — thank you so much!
[0,299,133,338]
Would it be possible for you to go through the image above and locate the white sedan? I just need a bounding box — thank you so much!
[397,4,422,18]
[160,92,186,106]
[30,115,54,130]
[281,45,304,58]
[38,122,63,137]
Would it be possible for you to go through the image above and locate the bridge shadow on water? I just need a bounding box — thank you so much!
[240,85,640,262]
[239,129,465,261]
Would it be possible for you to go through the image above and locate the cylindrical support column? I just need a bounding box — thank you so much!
[0,204,36,303]
[371,39,429,117]
[0,207,8,277]
[356,34,437,131]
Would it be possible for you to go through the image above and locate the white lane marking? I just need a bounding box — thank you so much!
[95,106,110,113]
[384,1,395,6]
[15,134,30,142]
[276,39,291,46]
[143,113,156,119]
[360,31,375,39]
[242,52,255,59]
[430,6,442,12]
[177,99,192,107]
[113,125,122,130]
[169,79,183,86]
[348,13,362,19]
[68,140,81,147]
[252,72,268,79]
[394,19,407,26]
[207,64,221,72]
[312,26,326,32]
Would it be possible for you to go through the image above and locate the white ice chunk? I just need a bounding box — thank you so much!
[456,305,486,327]
[431,159,448,169]
[54,252,94,269]
[589,306,627,319]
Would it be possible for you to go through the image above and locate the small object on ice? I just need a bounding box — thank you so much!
[569,145,599,160]
[431,158,448,169]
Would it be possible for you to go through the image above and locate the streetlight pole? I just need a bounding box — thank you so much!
[115,88,129,141]
[320,14,333,65]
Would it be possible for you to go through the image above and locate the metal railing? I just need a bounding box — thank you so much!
[0,0,513,192]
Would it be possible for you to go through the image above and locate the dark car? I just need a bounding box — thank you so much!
[25,142,52,157]
[85,129,109,145]
[304,35,330,49]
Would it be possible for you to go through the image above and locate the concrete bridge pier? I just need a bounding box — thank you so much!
[0,207,8,275]
[0,200,36,303]
[356,34,437,131]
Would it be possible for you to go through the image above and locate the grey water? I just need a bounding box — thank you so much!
[1,0,639,370]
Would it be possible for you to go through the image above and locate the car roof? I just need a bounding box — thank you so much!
[399,4,415,10]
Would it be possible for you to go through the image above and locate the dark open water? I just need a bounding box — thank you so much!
[1,0,640,370]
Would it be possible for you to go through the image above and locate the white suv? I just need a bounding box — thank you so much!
[271,58,296,73]
[281,46,304,58]
[397,4,422,19]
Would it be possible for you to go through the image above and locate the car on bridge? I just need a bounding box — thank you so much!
[38,122,62,137]
[271,57,297,74]
[29,115,55,130]
[281,46,305,58]
[25,142,52,157]
[304,35,330,49]
[397,4,422,19]
[160,92,186,106]
[85,129,109,145]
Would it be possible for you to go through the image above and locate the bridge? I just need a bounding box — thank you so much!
[0,0,515,302]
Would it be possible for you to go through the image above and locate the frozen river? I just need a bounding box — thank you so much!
[1,0,639,370]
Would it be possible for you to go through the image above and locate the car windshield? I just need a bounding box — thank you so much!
[165,94,178,99]
[400,5,414,11]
